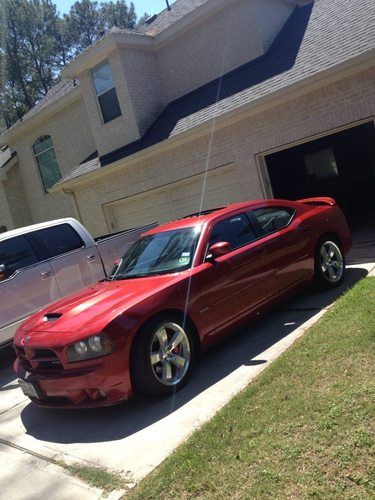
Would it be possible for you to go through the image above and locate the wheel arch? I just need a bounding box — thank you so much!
[315,231,343,252]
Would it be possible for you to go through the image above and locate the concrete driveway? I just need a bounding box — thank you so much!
[1,225,374,496]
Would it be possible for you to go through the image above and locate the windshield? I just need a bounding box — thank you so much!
[111,226,201,280]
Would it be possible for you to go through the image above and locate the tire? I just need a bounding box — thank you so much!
[314,238,345,288]
[130,314,196,397]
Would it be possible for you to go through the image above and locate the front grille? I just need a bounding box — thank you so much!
[16,346,63,373]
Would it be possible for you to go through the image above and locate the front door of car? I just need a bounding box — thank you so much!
[0,235,60,345]
[34,224,104,297]
[194,213,278,333]
[249,206,313,291]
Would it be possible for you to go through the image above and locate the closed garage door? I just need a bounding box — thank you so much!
[104,164,245,231]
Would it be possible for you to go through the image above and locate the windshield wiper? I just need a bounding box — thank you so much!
[114,271,173,280]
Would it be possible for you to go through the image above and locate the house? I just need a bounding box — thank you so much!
[0,0,374,236]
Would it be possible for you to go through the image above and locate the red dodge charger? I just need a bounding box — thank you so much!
[14,198,351,408]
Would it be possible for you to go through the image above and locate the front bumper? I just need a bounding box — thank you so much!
[14,341,133,409]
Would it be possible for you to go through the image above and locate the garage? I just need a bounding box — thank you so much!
[265,122,375,219]
[103,164,246,231]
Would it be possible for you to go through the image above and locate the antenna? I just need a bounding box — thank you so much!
[165,0,171,10]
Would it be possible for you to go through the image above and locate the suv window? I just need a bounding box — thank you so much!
[0,236,39,280]
[36,224,85,258]
[209,213,257,251]
[251,207,295,235]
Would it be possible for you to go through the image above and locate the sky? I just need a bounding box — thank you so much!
[54,0,169,17]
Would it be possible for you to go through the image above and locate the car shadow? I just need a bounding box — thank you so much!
[18,265,368,445]
[0,346,16,388]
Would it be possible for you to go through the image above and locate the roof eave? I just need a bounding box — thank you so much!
[62,32,154,78]
[0,86,82,146]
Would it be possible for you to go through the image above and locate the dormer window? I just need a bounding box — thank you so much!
[33,136,61,191]
[91,60,122,124]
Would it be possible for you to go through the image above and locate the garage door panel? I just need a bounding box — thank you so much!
[105,165,245,231]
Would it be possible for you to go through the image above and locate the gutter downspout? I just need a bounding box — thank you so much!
[62,188,82,222]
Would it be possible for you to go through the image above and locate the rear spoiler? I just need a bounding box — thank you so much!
[297,197,336,207]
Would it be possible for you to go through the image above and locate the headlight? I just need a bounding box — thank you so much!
[67,333,114,362]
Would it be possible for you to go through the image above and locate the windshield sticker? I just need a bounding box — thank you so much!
[179,257,190,265]
[181,252,191,257]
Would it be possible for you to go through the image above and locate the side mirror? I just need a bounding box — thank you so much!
[207,241,231,260]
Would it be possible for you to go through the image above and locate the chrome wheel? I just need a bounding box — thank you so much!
[150,322,191,387]
[319,241,344,283]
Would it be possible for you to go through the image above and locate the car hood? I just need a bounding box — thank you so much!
[18,275,181,337]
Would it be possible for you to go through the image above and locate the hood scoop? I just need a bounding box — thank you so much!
[43,312,62,323]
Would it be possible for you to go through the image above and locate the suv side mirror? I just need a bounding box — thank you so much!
[207,241,231,260]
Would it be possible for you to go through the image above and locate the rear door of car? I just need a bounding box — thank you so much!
[248,205,313,291]
[200,212,278,331]
[33,223,105,297]
[0,234,60,345]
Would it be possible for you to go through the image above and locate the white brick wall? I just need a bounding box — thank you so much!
[253,0,294,51]
[7,98,96,224]
[0,182,14,230]
[73,66,375,237]
[79,50,142,157]
[119,48,167,136]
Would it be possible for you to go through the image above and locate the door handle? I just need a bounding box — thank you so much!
[255,248,265,256]
[86,255,96,262]
[298,226,310,233]
[40,270,53,280]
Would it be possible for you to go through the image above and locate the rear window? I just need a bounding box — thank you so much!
[36,224,85,258]
[0,236,39,280]
[251,207,295,235]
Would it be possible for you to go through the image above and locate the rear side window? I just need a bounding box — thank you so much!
[36,224,85,258]
[251,207,295,235]
[209,213,257,251]
[0,236,39,280]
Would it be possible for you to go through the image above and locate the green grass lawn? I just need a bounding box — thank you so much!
[129,278,375,499]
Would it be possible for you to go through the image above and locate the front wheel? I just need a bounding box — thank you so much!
[130,314,196,397]
[315,239,345,288]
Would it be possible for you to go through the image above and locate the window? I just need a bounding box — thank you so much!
[304,148,339,180]
[209,213,257,251]
[36,224,85,258]
[0,236,39,281]
[91,60,122,124]
[113,227,201,278]
[252,207,295,235]
[33,136,61,191]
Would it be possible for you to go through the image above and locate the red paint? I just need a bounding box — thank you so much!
[14,199,351,408]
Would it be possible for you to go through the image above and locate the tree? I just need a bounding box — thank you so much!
[0,0,142,131]
[100,0,137,30]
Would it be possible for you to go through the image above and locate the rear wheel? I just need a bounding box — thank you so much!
[130,314,195,396]
[315,239,345,288]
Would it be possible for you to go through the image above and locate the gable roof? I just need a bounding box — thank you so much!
[136,0,211,36]
[55,0,375,187]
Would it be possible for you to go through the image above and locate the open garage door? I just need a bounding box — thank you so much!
[104,164,245,231]
[265,122,375,218]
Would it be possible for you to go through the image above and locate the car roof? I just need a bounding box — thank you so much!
[143,199,298,235]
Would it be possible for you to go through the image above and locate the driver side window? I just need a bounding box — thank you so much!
[209,213,257,251]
